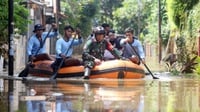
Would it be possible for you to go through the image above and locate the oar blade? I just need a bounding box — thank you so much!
[18,67,29,77]
[127,43,159,79]
[50,73,57,81]
[153,76,159,79]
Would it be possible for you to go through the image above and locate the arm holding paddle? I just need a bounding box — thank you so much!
[120,37,145,64]
[27,23,58,62]
[117,27,145,64]
[50,26,83,80]
[18,23,57,77]
[120,27,158,79]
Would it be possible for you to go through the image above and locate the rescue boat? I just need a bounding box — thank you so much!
[29,59,145,79]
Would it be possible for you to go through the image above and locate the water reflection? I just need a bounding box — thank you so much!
[1,77,200,111]
[144,79,200,112]
[23,79,145,112]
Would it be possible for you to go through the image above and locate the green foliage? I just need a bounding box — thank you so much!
[0,0,29,58]
[113,0,148,35]
[165,0,200,75]
[180,55,198,73]
[170,68,180,75]
[187,2,200,40]
[81,1,98,17]
[182,2,200,59]
[60,0,170,46]
[166,0,199,31]
[0,0,9,42]
[99,0,124,26]
[176,36,187,64]
[112,0,170,46]
[13,1,29,34]
[60,0,81,27]
[0,0,29,42]
[194,57,200,75]
[175,36,198,73]
[60,0,99,38]
[78,0,99,37]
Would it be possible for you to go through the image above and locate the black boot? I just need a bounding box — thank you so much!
[83,67,91,79]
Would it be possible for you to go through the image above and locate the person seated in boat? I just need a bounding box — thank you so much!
[103,29,140,65]
[82,26,122,79]
[27,23,58,62]
[51,25,83,73]
[104,29,123,60]
[120,27,145,64]
[87,23,110,41]
[101,23,111,38]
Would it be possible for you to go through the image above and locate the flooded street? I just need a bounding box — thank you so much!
[0,74,200,112]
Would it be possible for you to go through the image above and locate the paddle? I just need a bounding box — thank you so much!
[127,43,159,79]
[18,26,53,77]
[50,37,76,80]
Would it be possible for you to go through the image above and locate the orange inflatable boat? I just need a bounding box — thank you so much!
[29,59,145,79]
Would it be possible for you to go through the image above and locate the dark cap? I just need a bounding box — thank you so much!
[33,24,45,32]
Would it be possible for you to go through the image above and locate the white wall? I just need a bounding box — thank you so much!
[14,36,27,72]
[0,56,3,72]
[14,35,51,72]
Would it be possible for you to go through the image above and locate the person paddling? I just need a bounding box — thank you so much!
[120,27,145,64]
[51,25,83,74]
[27,23,58,62]
[18,23,58,77]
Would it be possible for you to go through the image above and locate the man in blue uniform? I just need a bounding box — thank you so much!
[27,23,58,62]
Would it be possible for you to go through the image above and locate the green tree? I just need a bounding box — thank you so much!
[0,0,29,57]
[59,0,99,38]
[0,0,9,42]
[166,0,199,73]
[98,0,124,26]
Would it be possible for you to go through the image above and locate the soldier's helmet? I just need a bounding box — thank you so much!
[93,26,105,35]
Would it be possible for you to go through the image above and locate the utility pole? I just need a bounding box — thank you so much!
[158,0,162,63]
[50,0,59,54]
[8,1,14,112]
[8,0,14,76]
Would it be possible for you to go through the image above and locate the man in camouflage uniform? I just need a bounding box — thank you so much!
[82,26,122,79]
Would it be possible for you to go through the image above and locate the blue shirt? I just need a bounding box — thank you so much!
[27,31,58,56]
[56,37,83,58]
[120,38,145,59]
[27,101,46,112]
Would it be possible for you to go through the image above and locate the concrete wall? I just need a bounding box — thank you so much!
[14,36,27,71]
[13,34,52,72]
[0,56,3,72]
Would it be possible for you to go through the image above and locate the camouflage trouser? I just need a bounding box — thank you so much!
[83,60,95,69]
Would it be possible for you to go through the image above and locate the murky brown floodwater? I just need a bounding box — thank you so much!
[0,74,200,112]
